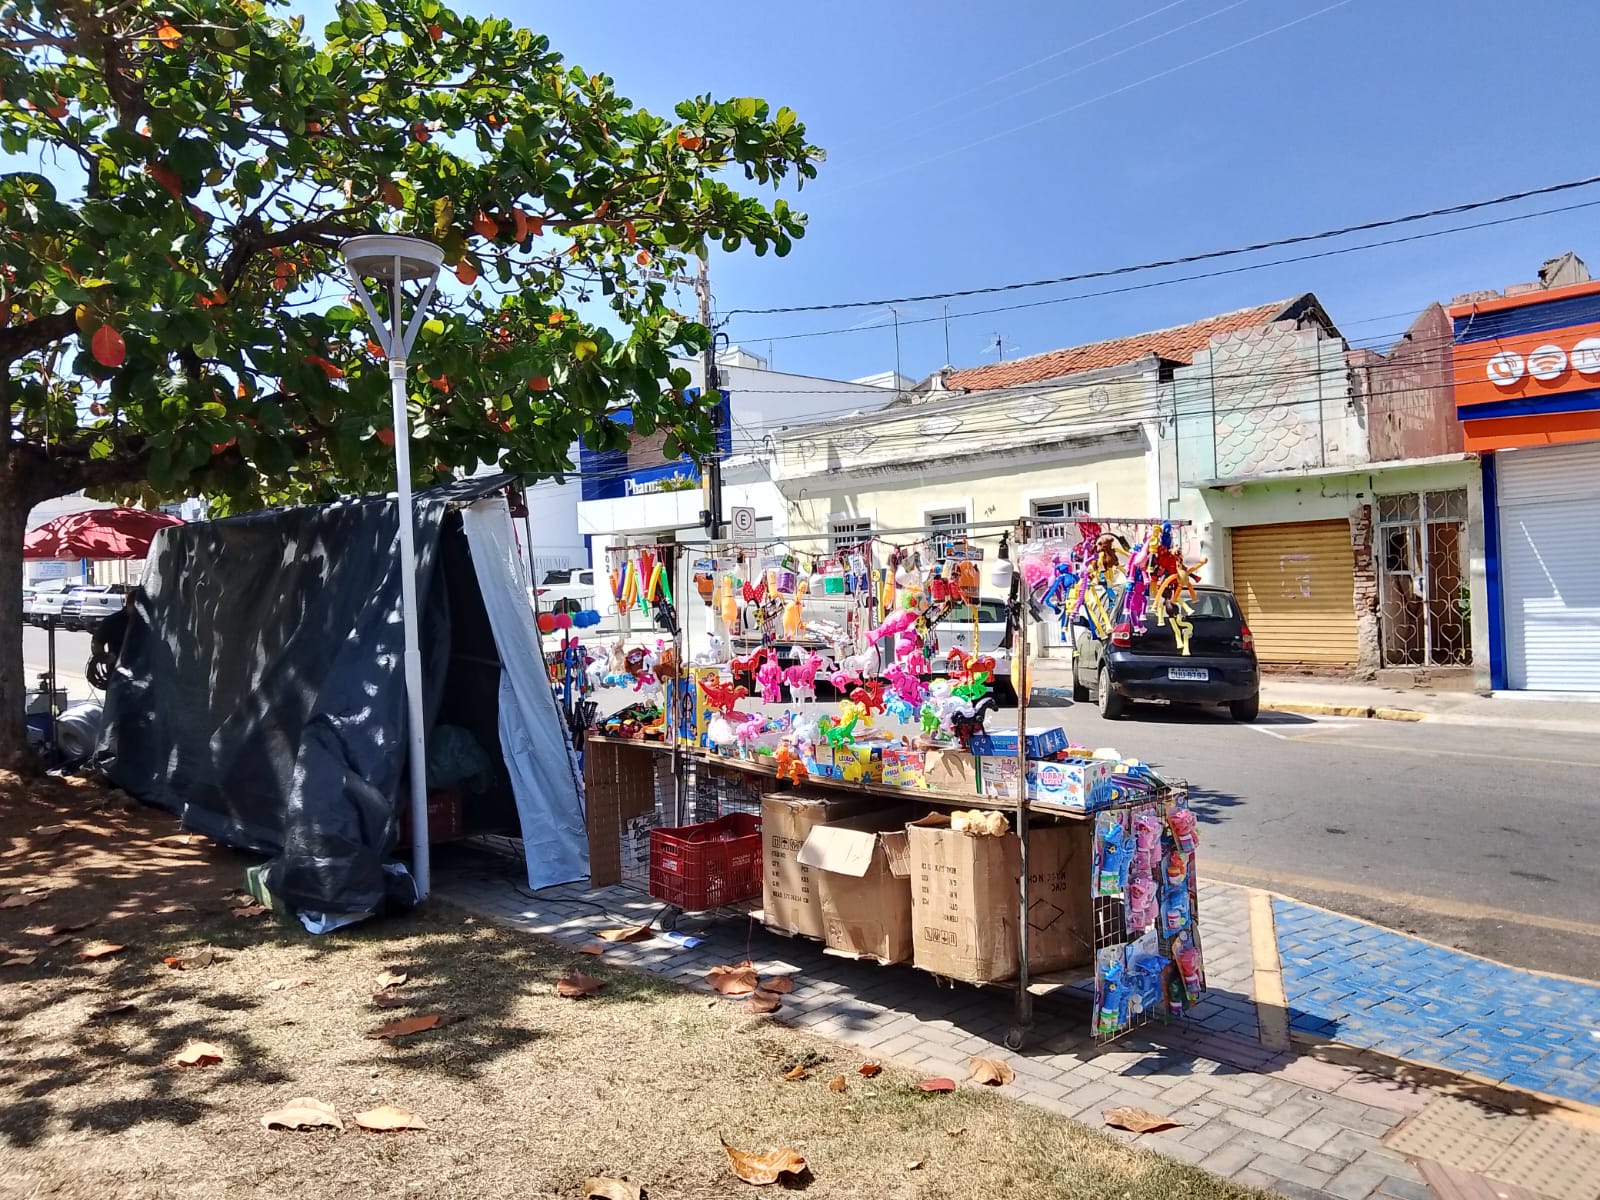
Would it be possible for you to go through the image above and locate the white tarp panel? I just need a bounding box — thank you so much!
[462,499,589,887]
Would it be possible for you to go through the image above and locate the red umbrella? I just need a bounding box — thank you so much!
[23,507,183,561]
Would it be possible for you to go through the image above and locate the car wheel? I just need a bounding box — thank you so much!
[1097,665,1125,720]
[1229,692,1261,723]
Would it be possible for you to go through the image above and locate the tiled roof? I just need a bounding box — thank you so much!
[945,299,1296,391]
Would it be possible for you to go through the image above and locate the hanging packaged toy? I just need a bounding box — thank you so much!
[1161,879,1192,934]
[1095,948,1130,1038]
[1094,813,1132,898]
[1173,932,1205,1006]
[1127,875,1158,933]
[1166,804,1198,855]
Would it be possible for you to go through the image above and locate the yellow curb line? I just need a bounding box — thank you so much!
[1246,889,1291,1052]
[1267,701,1427,721]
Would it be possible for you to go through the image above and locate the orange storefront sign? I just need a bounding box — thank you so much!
[1451,319,1600,411]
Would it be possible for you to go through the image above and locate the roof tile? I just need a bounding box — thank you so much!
[946,300,1294,391]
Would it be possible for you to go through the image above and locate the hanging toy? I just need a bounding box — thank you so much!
[782,577,808,639]
[756,653,784,704]
[698,675,748,715]
[782,648,825,703]
[719,574,740,631]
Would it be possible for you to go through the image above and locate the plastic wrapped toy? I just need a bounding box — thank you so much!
[1095,948,1129,1038]
[1095,815,1132,898]
[1166,805,1198,855]
[756,654,784,704]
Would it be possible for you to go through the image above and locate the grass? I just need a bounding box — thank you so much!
[0,772,1266,1200]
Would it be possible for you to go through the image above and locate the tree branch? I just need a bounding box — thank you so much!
[0,312,76,366]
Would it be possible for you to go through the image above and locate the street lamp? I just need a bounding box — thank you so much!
[339,233,445,899]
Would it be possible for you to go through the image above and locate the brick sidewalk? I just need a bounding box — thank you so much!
[438,850,1435,1200]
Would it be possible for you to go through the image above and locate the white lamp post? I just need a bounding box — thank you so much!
[339,233,445,899]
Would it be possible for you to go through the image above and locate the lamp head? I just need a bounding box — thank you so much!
[339,234,444,282]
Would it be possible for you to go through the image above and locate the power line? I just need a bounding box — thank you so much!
[725,170,1600,318]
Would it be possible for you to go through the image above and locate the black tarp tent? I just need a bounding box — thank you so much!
[96,474,587,916]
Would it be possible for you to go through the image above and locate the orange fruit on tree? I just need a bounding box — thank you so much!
[157,22,181,48]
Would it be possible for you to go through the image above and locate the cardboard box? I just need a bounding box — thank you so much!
[881,747,926,788]
[683,667,721,746]
[968,725,1069,759]
[922,748,978,795]
[796,806,918,964]
[803,743,885,783]
[761,791,883,939]
[906,814,1091,983]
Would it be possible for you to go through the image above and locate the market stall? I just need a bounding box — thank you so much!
[564,515,1206,1047]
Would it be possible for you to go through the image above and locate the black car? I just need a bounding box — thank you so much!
[1071,585,1260,722]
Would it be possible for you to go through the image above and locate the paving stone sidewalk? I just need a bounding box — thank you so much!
[438,851,1437,1200]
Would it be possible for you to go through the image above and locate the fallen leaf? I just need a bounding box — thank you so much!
[77,942,126,960]
[261,1096,343,1131]
[164,948,218,971]
[858,1063,882,1078]
[372,991,407,1009]
[596,924,652,944]
[578,943,607,956]
[556,974,606,999]
[376,969,408,989]
[37,921,91,936]
[353,1105,428,1132]
[906,1160,924,1171]
[0,893,47,909]
[367,1013,462,1040]
[746,989,782,1014]
[583,1177,644,1200]
[917,1077,957,1093]
[721,1137,808,1186]
[90,1000,137,1019]
[230,902,269,919]
[32,824,68,837]
[947,1127,966,1138]
[266,978,308,992]
[760,976,794,994]
[827,1076,847,1094]
[224,893,254,908]
[46,935,74,947]
[782,1064,807,1082]
[2,951,38,967]
[968,1056,1015,1087]
[1103,1106,1183,1134]
[706,964,759,996]
[173,1041,224,1067]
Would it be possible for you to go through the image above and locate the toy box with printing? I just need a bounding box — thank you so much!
[968,725,1069,759]
[974,755,1115,811]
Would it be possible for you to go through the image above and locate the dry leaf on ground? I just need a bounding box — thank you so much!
[906,1160,924,1171]
[0,893,47,908]
[3,950,38,967]
[224,893,255,909]
[556,974,606,999]
[947,1127,966,1138]
[917,1077,956,1093]
[760,976,794,994]
[595,924,651,944]
[353,1105,428,1131]
[705,964,759,996]
[1102,1106,1183,1134]
[372,990,407,1008]
[37,920,92,936]
[968,1056,1015,1086]
[76,942,125,960]
[45,935,74,947]
[782,1064,807,1081]
[858,1062,882,1078]
[367,1013,462,1039]
[720,1137,809,1186]
[164,948,218,971]
[578,943,607,956]
[261,1096,343,1131]
[746,989,782,1015]
[583,1177,644,1200]
[90,1000,137,1019]
[375,969,408,989]
[266,978,308,992]
[827,1076,847,1094]
[230,902,269,919]
[174,1041,224,1067]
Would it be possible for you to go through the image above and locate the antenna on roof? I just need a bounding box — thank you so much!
[990,331,1007,362]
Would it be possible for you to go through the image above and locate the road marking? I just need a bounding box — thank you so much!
[1279,734,1600,768]
[1208,861,1600,942]
[1247,890,1290,1050]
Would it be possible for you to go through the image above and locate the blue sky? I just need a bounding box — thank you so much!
[408,0,1595,383]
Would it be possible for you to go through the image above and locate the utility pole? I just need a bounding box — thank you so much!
[942,302,952,366]
[697,255,724,540]
[889,305,902,387]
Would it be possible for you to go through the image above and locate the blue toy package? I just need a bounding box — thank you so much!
[1128,949,1167,1016]
[1161,879,1192,935]
[1094,813,1133,898]
[1095,946,1130,1037]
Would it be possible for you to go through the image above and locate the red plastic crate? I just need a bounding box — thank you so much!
[649,812,763,911]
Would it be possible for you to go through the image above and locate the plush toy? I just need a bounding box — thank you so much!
[774,742,807,785]
[605,638,627,677]
[756,653,784,704]
[625,647,655,691]
[782,648,826,704]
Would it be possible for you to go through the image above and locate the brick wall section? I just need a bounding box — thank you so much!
[1350,503,1380,673]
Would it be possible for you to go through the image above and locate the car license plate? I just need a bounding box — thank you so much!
[1168,667,1209,681]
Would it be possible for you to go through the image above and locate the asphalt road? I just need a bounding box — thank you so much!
[23,623,1598,978]
[1032,694,1600,981]
[20,625,95,696]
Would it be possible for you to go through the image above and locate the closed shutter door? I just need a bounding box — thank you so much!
[1497,442,1600,692]
[1230,521,1358,665]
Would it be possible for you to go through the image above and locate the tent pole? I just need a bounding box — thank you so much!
[390,354,432,900]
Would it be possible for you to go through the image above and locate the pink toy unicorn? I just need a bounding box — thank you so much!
[782,648,826,704]
[883,661,928,707]
[756,654,785,704]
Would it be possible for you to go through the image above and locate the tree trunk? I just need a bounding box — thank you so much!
[0,482,31,769]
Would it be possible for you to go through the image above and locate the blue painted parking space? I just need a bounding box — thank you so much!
[1273,897,1600,1106]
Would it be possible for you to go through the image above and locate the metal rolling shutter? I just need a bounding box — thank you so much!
[1497,442,1600,692]
[1230,521,1358,665]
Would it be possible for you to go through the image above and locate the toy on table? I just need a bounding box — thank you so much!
[773,742,807,784]
[848,677,887,717]
[782,648,826,703]
[698,675,748,715]
[816,709,860,747]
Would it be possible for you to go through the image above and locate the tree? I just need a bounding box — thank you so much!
[0,0,820,761]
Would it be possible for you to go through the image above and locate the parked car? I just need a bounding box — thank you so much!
[535,567,596,616]
[928,598,1013,693]
[20,585,35,621]
[28,580,78,626]
[1072,585,1259,721]
[62,583,130,631]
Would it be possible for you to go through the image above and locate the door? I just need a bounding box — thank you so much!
[1497,442,1600,692]
[1230,521,1358,665]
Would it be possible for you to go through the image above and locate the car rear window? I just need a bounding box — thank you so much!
[941,601,1007,624]
[1185,591,1240,620]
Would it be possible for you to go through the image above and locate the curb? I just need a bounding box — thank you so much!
[1030,686,1428,723]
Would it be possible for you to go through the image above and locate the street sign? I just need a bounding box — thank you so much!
[731,506,757,537]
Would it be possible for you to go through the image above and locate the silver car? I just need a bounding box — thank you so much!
[28,581,77,626]
[64,584,130,631]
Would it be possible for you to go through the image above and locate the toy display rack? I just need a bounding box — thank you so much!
[573,514,1197,1048]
